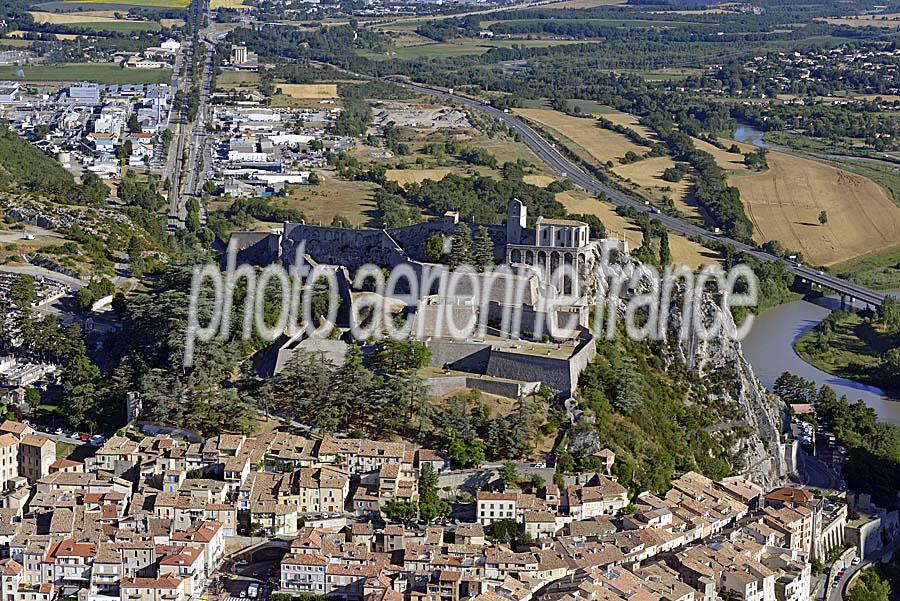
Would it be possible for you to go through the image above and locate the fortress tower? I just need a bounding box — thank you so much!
[506,198,528,245]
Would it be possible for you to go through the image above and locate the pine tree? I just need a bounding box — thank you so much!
[448,223,474,269]
[659,230,671,266]
[474,226,494,271]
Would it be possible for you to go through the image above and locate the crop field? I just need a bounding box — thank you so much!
[513,108,649,164]
[556,190,720,269]
[732,150,900,266]
[62,0,189,8]
[0,63,172,83]
[277,83,338,99]
[823,14,900,29]
[28,10,119,23]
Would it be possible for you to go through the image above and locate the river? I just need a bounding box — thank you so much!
[731,124,900,423]
[742,295,900,424]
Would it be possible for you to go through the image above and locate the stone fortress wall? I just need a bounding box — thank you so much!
[227,199,604,398]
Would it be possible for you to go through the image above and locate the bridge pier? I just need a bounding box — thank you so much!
[840,294,846,309]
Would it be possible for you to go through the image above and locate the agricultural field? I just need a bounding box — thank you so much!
[215,70,259,90]
[692,137,755,171]
[210,0,253,7]
[545,0,626,8]
[602,109,658,140]
[556,189,720,269]
[513,108,649,164]
[732,150,900,266]
[363,38,596,60]
[276,83,338,99]
[385,168,455,186]
[73,20,160,31]
[611,156,701,221]
[62,0,189,7]
[28,10,120,23]
[822,14,900,29]
[0,63,172,84]
[279,172,380,227]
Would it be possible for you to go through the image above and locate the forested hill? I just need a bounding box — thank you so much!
[0,127,108,204]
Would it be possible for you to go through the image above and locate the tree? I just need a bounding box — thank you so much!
[381,500,418,525]
[330,214,352,228]
[819,210,828,225]
[658,230,671,266]
[24,387,40,407]
[448,223,474,269]
[308,171,321,185]
[474,226,494,271]
[848,571,890,601]
[373,339,431,374]
[424,233,445,262]
[487,519,531,546]
[9,274,35,312]
[449,437,485,468]
[499,461,518,486]
[882,295,900,334]
[418,464,451,523]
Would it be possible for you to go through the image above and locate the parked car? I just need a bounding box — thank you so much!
[852,557,861,565]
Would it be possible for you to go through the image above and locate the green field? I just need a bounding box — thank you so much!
[361,38,598,60]
[70,20,161,32]
[0,63,172,83]
[834,245,900,291]
[64,0,189,7]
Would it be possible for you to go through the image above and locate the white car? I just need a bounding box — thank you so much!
[852,557,861,565]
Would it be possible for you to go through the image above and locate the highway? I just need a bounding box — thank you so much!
[168,0,214,231]
[393,80,890,309]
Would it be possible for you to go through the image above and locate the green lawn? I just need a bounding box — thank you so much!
[0,63,172,84]
[70,20,161,32]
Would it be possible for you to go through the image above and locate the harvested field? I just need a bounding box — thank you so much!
[523,174,556,187]
[612,156,701,221]
[733,151,900,266]
[216,70,259,90]
[692,137,755,170]
[277,83,339,99]
[602,110,657,140]
[160,18,185,27]
[513,108,648,164]
[557,190,720,269]
[823,14,900,29]
[28,10,120,22]
[210,0,253,7]
[386,168,454,186]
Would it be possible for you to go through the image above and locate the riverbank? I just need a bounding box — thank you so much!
[793,310,899,397]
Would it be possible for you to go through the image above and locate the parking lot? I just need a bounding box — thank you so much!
[210,559,280,601]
